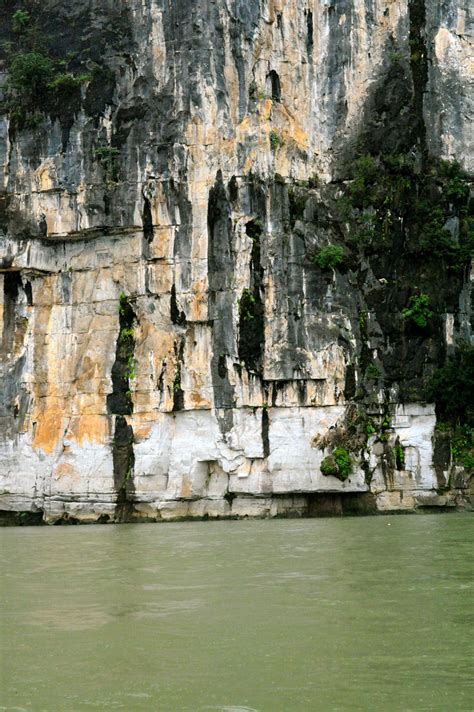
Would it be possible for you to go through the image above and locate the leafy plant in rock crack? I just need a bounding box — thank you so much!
[313,245,344,270]
[11,9,31,34]
[4,42,91,127]
[288,186,307,223]
[366,418,376,436]
[394,440,406,470]
[107,292,137,416]
[238,289,256,322]
[118,292,128,315]
[249,81,271,101]
[366,364,381,381]
[173,366,182,394]
[269,130,284,151]
[94,145,121,183]
[451,426,474,472]
[7,50,55,100]
[125,355,136,381]
[320,447,353,481]
[402,293,432,328]
[376,413,392,443]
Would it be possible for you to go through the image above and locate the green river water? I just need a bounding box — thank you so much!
[1,514,472,711]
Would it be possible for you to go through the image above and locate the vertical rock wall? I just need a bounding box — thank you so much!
[0,0,472,521]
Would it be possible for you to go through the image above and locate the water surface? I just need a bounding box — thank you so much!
[1,515,472,711]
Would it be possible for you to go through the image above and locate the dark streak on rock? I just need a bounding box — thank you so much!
[107,294,136,521]
[143,196,154,243]
[262,408,270,458]
[170,284,186,326]
[408,0,428,156]
[208,170,235,432]
[172,339,185,412]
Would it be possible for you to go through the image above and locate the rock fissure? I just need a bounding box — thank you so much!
[106,293,137,521]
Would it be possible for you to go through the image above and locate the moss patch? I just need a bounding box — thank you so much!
[321,447,353,481]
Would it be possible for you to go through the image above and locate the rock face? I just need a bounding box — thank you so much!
[0,0,472,522]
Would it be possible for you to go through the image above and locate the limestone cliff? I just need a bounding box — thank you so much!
[0,0,472,523]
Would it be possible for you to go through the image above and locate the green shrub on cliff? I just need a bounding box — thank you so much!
[339,154,472,266]
[94,145,121,183]
[238,289,256,322]
[269,130,284,151]
[2,9,93,129]
[402,293,432,328]
[313,245,344,270]
[321,447,352,481]
[11,9,30,34]
[451,426,474,472]
[349,155,379,208]
[426,344,474,424]
[427,344,474,473]
[7,51,55,99]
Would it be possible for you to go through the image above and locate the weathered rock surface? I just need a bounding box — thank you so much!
[0,0,472,522]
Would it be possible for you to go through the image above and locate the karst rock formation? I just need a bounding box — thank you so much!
[0,0,472,522]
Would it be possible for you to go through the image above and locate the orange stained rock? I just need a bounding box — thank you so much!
[188,288,208,322]
[76,355,100,382]
[54,462,76,478]
[32,404,64,454]
[284,123,308,148]
[139,323,175,364]
[243,150,258,173]
[261,98,273,120]
[67,415,110,446]
[154,226,174,257]
[189,391,211,409]
[238,114,250,132]
[131,419,153,443]
[180,477,192,499]
[192,278,206,296]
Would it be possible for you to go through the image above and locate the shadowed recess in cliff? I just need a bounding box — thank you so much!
[238,219,265,373]
[0,271,30,439]
[112,416,135,522]
[262,407,270,458]
[408,0,428,155]
[142,196,153,243]
[267,70,281,102]
[208,171,235,433]
[106,293,136,521]
[229,0,261,120]
[172,339,185,412]
[170,179,193,293]
[2,271,22,352]
[306,9,314,56]
[170,284,186,326]
[318,0,353,138]
[339,0,429,166]
[160,0,227,115]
